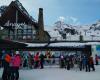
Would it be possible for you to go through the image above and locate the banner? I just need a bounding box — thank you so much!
[92,45,100,64]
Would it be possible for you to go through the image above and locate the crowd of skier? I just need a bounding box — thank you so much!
[59,54,96,72]
[0,50,99,80]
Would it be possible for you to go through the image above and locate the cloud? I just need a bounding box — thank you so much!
[0,0,14,6]
[58,16,65,22]
[66,16,80,25]
[70,17,78,23]
[58,16,80,25]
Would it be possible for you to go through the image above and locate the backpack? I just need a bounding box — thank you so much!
[5,54,11,63]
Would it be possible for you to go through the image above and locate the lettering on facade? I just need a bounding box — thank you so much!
[4,20,28,29]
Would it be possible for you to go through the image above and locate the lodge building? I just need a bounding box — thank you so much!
[0,0,50,42]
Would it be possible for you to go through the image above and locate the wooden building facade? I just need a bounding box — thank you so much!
[0,0,50,42]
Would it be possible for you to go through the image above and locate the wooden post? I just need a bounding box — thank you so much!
[15,10,18,40]
[8,29,10,39]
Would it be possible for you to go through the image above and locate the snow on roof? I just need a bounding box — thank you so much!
[26,43,47,47]
[25,42,100,48]
[48,42,85,47]
[85,42,100,45]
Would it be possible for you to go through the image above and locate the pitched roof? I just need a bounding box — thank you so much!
[14,0,37,22]
[1,0,37,24]
[0,0,38,29]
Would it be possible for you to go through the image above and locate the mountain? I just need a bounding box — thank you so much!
[54,21,78,38]
[54,20,100,37]
[45,20,100,41]
[45,21,79,40]
[90,20,100,30]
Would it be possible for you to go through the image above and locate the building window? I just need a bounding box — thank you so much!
[8,24,36,40]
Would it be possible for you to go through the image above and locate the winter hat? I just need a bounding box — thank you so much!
[61,55,64,59]
[16,51,19,54]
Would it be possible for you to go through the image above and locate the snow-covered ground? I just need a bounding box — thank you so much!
[0,65,100,80]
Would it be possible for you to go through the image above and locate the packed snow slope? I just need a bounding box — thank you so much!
[0,65,100,80]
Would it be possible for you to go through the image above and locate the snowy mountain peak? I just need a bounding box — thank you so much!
[90,20,100,30]
[54,21,74,31]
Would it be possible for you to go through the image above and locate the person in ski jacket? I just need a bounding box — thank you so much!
[89,56,95,71]
[34,52,40,68]
[2,53,11,80]
[11,51,21,80]
[95,54,99,65]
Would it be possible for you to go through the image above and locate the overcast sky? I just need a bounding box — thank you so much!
[0,0,100,26]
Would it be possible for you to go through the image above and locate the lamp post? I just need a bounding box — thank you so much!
[79,31,83,42]
[84,29,87,36]
[91,35,95,41]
